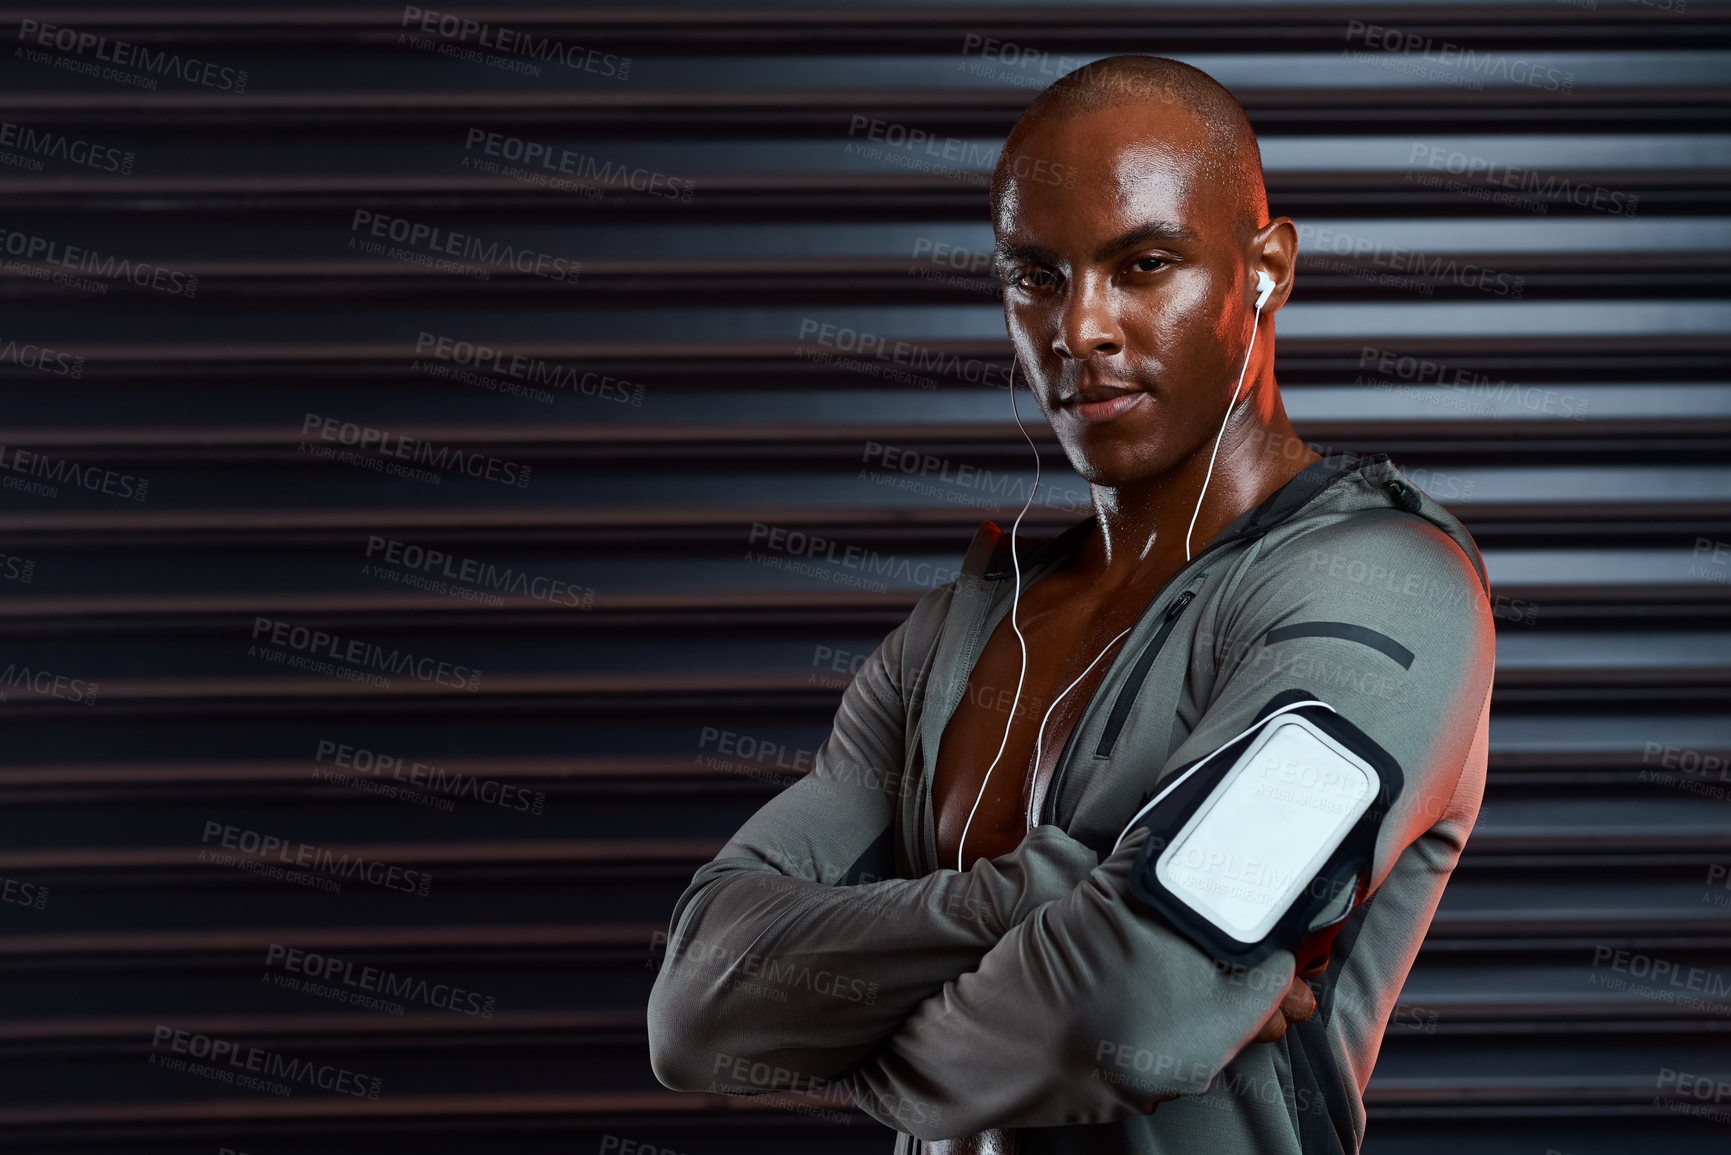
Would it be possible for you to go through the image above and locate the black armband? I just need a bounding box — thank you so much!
[1124,689,1404,970]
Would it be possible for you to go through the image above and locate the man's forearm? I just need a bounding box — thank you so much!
[646,822,1099,1090]
[839,826,1295,1139]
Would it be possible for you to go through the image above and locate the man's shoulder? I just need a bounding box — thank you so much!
[1252,457,1491,604]
[1228,506,1495,657]
[1270,505,1480,575]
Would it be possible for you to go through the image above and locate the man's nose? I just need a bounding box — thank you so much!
[1053,277,1123,360]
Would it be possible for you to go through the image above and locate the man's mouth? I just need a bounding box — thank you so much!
[1058,383,1146,424]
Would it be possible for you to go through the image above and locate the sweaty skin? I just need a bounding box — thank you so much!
[926,100,1321,1148]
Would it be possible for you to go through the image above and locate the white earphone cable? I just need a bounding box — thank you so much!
[1184,293,1267,562]
[955,355,1042,872]
[957,271,1271,872]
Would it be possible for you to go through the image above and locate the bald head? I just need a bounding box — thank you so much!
[983,52,1299,497]
[991,55,1267,243]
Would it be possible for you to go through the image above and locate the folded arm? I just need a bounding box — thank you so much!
[646,590,1101,1093]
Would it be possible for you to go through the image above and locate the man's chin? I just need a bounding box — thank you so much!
[1056,432,1174,492]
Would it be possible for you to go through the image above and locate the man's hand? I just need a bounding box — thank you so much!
[1253,957,1327,1043]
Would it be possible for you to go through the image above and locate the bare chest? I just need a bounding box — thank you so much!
[930,585,1156,872]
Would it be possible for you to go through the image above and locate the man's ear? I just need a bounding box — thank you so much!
[1251,217,1298,313]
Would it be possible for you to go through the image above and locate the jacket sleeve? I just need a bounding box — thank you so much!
[646,583,1103,1094]
[837,513,1497,1140]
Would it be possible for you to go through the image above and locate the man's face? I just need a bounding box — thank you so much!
[994,103,1265,488]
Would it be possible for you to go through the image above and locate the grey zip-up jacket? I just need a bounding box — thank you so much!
[647,452,1496,1153]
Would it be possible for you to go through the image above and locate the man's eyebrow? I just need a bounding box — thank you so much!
[994,221,1201,268]
[1095,220,1199,262]
[994,240,1057,267]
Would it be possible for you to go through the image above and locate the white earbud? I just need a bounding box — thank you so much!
[1255,268,1276,310]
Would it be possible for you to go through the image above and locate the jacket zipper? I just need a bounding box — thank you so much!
[1091,589,1195,761]
[1040,588,1195,827]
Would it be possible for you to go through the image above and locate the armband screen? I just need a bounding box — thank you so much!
[1126,690,1403,968]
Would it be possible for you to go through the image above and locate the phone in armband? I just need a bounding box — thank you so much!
[1121,690,1404,972]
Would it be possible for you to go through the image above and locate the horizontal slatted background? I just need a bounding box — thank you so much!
[2,2,1729,1152]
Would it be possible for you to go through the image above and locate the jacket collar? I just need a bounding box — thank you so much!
[977,451,1383,582]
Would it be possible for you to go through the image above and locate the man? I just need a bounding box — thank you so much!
[647,55,1495,1154]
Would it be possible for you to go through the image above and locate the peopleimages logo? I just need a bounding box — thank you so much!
[0,873,47,910]
[350,211,580,281]
[0,226,198,297]
[746,523,963,589]
[0,443,147,501]
[314,739,547,815]
[795,319,1013,389]
[461,129,693,202]
[1295,223,1523,298]
[0,336,83,378]
[1356,345,1589,420]
[299,412,533,487]
[959,34,1088,83]
[1404,142,1637,217]
[364,536,596,609]
[0,662,99,705]
[250,616,484,691]
[412,333,641,406]
[150,1025,381,1098]
[400,7,630,79]
[265,943,497,1017]
[0,121,134,173]
[17,20,249,92]
[200,820,433,897]
[1343,20,1575,93]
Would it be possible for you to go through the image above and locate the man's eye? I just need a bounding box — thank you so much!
[1130,256,1168,273]
[1012,268,1059,290]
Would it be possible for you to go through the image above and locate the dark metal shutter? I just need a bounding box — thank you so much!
[1,4,1727,1153]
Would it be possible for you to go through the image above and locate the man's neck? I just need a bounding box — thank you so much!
[1084,401,1319,589]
